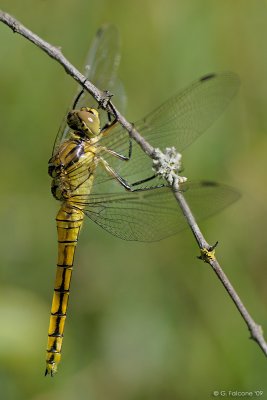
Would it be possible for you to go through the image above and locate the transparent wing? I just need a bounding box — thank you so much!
[89,72,240,188]
[135,72,240,151]
[76,181,240,242]
[77,24,126,113]
[52,24,126,156]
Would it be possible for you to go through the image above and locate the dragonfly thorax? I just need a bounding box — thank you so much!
[67,107,100,138]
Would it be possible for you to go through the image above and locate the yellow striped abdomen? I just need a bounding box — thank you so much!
[45,205,84,376]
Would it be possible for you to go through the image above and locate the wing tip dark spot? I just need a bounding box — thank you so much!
[200,73,216,82]
[201,180,219,187]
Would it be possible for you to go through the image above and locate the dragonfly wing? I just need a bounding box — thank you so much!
[80,24,126,113]
[52,24,126,156]
[93,72,240,187]
[81,181,240,242]
[135,72,240,151]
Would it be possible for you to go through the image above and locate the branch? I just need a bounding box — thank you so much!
[1,10,266,357]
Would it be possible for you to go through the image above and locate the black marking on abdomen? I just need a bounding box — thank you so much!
[57,264,73,267]
[48,332,64,337]
[54,288,70,293]
[56,218,84,223]
[58,240,78,243]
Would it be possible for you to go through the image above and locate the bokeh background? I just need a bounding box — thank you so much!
[0,1,267,399]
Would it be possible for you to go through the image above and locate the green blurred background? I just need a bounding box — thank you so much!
[0,1,266,399]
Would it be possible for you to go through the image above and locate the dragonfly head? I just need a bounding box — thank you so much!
[67,107,100,138]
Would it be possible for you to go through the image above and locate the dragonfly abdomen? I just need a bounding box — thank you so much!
[45,205,84,376]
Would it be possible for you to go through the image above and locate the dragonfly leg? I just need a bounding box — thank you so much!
[98,157,132,190]
[72,88,85,109]
[101,121,118,138]
[101,146,167,187]
[99,89,113,110]
[72,76,95,109]
[131,174,158,186]
[98,157,165,192]
[98,140,132,161]
[99,90,118,131]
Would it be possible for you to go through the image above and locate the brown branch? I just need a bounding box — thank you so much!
[1,10,266,357]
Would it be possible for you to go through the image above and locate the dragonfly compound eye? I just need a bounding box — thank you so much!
[67,108,100,137]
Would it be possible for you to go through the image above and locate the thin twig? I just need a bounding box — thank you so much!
[1,10,266,357]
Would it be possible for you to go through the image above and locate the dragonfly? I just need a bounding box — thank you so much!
[45,24,240,376]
